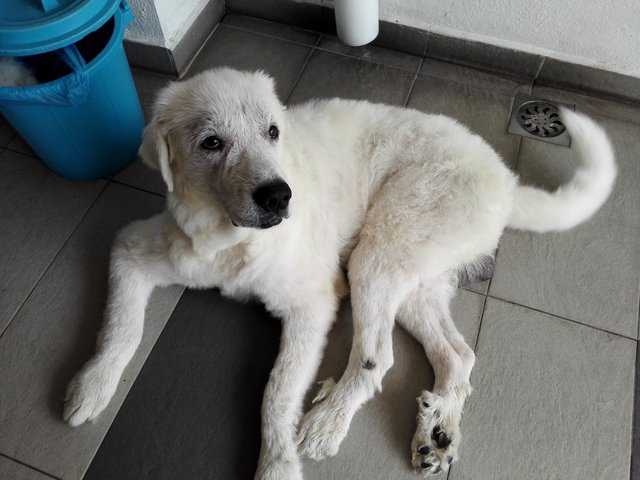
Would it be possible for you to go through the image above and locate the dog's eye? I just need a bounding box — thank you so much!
[268,125,279,140]
[201,136,222,150]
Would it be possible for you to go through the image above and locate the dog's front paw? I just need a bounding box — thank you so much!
[297,400,350,460]
[411,391,462,476]
[63,361,119,426]
[255,455,302,480]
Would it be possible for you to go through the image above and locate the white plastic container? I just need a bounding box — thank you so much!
[335,0,379,46]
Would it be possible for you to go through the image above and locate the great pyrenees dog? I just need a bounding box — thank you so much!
[63,68,615,479]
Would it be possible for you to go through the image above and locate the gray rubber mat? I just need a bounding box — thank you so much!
[83,289,281,480]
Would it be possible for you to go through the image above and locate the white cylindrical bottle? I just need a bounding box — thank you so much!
[334,0,379,46]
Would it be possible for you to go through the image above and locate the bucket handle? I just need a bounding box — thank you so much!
[0,44,90,107]
[40,0,62,13]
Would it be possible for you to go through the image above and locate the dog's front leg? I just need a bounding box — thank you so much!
[63,219,172,426]
[256,303,336,480]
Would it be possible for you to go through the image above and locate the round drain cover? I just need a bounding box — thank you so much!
[516,101,565,138]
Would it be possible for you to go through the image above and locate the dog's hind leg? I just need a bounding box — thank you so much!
[297,237,419,460]
[63,214,174,426]
[298,155,509,465]
[397,279,474,476]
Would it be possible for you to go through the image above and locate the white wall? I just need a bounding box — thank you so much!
[315,0,640,77]
[127,0,165,45]
[126,0,211,49]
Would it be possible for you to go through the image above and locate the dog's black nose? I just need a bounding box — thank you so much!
[253,180,292,216]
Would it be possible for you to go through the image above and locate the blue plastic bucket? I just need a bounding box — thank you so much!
[0,1,144,180]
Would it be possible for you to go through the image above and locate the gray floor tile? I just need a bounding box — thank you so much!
[317,36,422,72]
[490,94,640,338]
[633,341,640,479]
[0,117,16,148]
[0,183,184,480]
[287,49,415,106]
[111,160,167,196]
[0,150,105,334]
[223,14,319,45]
[111,69,175,195]
[186,24,313,101]
[450,298,635,480]
[304,290,485,479]
[408,59,530,168]
[464,280,490,296]
[131,68,175,122]
[83,289,281,480]
[0,456,56,480]
[6,133,35,157]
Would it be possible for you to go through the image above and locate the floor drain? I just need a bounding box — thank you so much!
[507,93,574,147]
[516,101,565,138]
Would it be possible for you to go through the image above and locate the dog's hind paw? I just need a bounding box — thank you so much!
[255,456,302,480]
[311,377,336,404]
[297,400,350,460]
[63,361,119,427]
[411,391,462,476]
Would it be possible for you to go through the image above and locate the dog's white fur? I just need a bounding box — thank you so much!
[63,68,616,479]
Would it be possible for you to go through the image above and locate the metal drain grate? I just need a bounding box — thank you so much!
[507,93,574,147]
[516,101,565,138]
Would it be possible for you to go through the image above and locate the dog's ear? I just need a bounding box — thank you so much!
[253,70,277,96]
[139,83,180,192]
[139,123,174,192]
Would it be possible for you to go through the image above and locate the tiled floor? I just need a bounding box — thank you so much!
[0,14,638,480]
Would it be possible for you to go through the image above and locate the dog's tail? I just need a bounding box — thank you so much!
[507,108,616,233]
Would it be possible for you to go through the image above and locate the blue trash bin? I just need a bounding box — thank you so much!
[0,0,144,180]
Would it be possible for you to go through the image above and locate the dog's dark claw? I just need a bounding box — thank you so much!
[432,426,452,449]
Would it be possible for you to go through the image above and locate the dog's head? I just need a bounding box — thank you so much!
[140,68,290,229]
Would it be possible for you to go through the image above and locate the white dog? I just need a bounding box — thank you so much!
[63,68,615,479]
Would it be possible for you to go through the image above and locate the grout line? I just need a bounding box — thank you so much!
[107,178,167,198]
[485,293,638,342]
[181,22,221,78]
[533,76,640,110]
[630,339,639,480]
[0,453,62,480]
[224,12,323,37]
[422,32,430,59]
[403,56,425,107]
[224,22,321,50]
[0,181,109,341]
[509,79,534,171]
[404,31,429,108]
[284,36,320,105]
[5,144,39,159]
[534,56,545,81]
[312,44,421,73]
[512,135,524,172]
[636,291,640,341]
[472,270,494,353]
